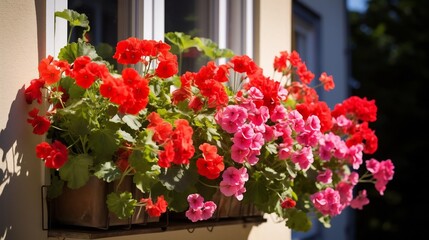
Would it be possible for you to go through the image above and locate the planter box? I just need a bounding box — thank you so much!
[212,191,263,219]
[47,180,266,237]
[168,191,264,223]
[50,176,158,229]
[48,177,263,232]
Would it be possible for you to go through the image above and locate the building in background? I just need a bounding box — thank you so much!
[291,0,352,239]
[0,0,349,239]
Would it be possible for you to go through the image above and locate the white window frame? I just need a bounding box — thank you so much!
[226,0,253,57]
[47,0,253,56]
[117,0,165,41]
[46,0,165,55]
[46,0,68,57]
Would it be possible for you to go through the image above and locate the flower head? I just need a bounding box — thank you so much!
[36,140,68,169]
[27,108,50,135]
[141,195,168,217]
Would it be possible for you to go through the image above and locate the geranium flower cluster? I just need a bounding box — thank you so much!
[185,194,217,222]
[139,195,168,217]
[219,167,249,200]
[24,11,394,232]
[146,112,195,168]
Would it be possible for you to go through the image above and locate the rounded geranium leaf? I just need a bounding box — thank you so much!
[106,192,137,219]
[59,154,93,189]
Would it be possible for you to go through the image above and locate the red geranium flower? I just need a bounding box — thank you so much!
[25,78,45,104]
[27,108,50,135]
[35,140,68,169]
[140,195,168,217]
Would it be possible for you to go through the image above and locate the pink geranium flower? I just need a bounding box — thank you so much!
[317,169,333,184]
[291,146,314,171]
[187,193,204,209]
[186,208,203,222]
[350,190,370,210]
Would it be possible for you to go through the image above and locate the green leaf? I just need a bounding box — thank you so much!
[165,32,197,51]
[58,40,99,63]
[264,166,286,181]
[286,160,298,179]
[122,114,142,130]
[67,113,91,136]
[195,179,218,200]
[285,208,312,232]
[55,9,89,28]
[96,42,114,60]
[59,154,93,189]
[318,215,332,228]
[89,129,118,159]
[127,131,159,172]
[133,166,160,193]
[106,192,137,219]
[117,129,135,143]
[245,171,274,210]
[166,189,195,212]
[58,42,79,63]
[68,83,86,99]
[93,162,121,182]
[77,40,99,60]
[141,131,158,162]
[148,181,192,212]
[159,165,198,192]
[55,9,91,41]
[265,143,278,155]
[47,174,64,199]
[110,114,122,124]
[194,37,234,59]
[128,150,148,172]
[214,48,235,58]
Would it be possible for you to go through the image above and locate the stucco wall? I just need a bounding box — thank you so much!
[0,0,47,239]
[254,0,292,74]
[0,1,292,240]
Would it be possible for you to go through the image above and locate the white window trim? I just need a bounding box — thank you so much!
[48,0,165,49]
[218,0,227,50]
[149,0,165,40]
[46,0,68,57]
[117,0,164,41]
[47,0,252,55]
[226,0,253,57]
[245,0,253,57]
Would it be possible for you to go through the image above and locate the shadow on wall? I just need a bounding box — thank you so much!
[0,87,45,239]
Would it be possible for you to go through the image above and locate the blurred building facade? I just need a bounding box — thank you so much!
[292,0,352,239]
[0,0,349,239]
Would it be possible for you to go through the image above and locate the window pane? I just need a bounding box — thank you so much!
[165,0,211,37]
[68,0,118,64]
[165,0,213,72]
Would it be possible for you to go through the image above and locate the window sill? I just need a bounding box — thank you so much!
[48,216,266,239]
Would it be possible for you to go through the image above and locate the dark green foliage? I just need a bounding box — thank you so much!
[349,1,429,238]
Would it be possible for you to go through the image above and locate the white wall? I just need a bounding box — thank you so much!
[0,0,47,239]
[254,0,293,74]
[0,0,292,240]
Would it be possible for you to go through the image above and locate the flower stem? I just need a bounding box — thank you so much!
[116,166,134,192]
[198,180,219,189]
[68,26,74,44]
